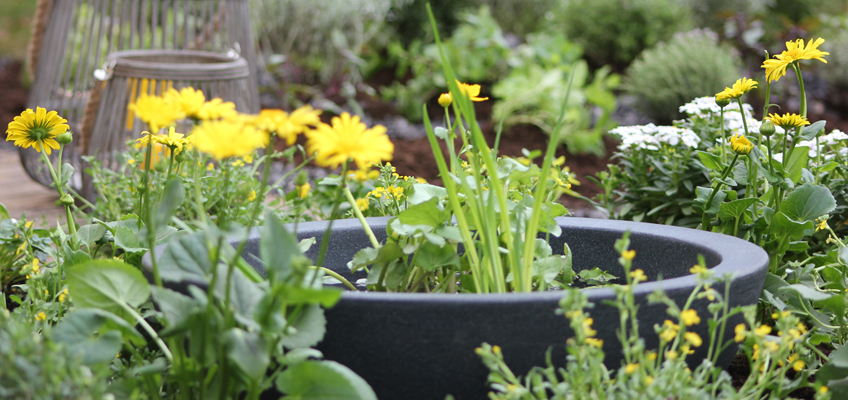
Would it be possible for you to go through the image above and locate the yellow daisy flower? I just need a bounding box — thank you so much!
[730,134,753,155]
[196,98,238,121]
[190,120,268,160]
[247,190,256,201]
[130,93,185,132]
[306,113,393,170]
[762,38,828,82]
[168,87,206,118]
[256,106,322,145]
[621,249,636,261]
[768,113,810,131]
[6,107,69,154]
[455,81,488,102]
[625,363,639,374]
[715,77,758,101]
[35,312,47,321]
[585,337,603,348]
[158,127,191,154]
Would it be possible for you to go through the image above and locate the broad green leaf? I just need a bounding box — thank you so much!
[214,264,263,329]
[261,212,302,282]
[495,157,530,179]
[779,284,833,301]
[159,231,211,282]
[697,151,723,171]
[408,183,448,205]
[695,186,727,214]
[62,243,91,270]
[52,309,134,365]
[67,260,150,323]
[154,178,185,232]
[0,202,9,220]
[60,163,75,186]
[77,224,107,247]
[770,212,813,241]
[798,120,827,141]
[277,284,342,308]
[276,360,377,400]
[398,198,450,227]
[780,183,836,222]
[224,328,269,382]
[414,241,460,271]
[785,147,809,184]
[280,304,327,349]
[151,286,201,335]
[114,226,147,253]
[718,198,758,221]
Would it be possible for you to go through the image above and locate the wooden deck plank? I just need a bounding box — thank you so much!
[0,149,65,226]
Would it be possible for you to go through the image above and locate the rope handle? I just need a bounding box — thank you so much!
[27,0,54,79]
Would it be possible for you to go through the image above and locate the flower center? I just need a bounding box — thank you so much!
[28,125,52,142]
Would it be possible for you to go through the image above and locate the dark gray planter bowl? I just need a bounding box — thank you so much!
[146,217,768,399]
[230,216,769,400]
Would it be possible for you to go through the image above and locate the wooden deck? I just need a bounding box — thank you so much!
[0,148,65,226]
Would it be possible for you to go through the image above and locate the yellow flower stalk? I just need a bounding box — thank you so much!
[130,93,185,132]
[624,363,639,374]
[734,324,747,342]
[715,78,758,101]
[297,183,311,199]
[6,107,69,154]
[306,112,393,170]
[621,249,636,261]
[762,38,828,82]
[684,332,703,347]
[455,81,489,102]
[629,269,647,282]
[190,120,268,160]
[158,127,191,154]
[356,198,370,211]
[730,134,753,155]
[767,113,809,131]
[681,309,701,326]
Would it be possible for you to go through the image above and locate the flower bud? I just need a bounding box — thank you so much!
[759,119,776,137]
[438,93,452,108]
[60,194,74,206]
[57,131,73,145]
[715,97,730,108]
[295,170,308,187]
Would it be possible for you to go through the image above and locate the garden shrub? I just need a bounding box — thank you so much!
[473,0,558,37]
[492,32,619,156]
[249,0,403,83]
[623,30,743,124]
[555,0,692,70]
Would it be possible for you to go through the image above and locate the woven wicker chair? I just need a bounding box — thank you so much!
[23,0,259,189]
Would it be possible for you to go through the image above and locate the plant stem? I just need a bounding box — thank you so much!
[38,143,79,249]
[343,175,380,249]
[701,153,739,230]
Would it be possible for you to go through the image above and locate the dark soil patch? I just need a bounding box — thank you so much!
[0,57,30,146]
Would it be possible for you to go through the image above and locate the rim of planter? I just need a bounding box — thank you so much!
[144,216,768,297]
[280,216,767,299]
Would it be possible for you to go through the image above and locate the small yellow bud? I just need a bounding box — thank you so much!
[438,93,452,107]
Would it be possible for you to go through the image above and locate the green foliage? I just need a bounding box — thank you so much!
[492,32,619,155]
[818,24,848,91]
[250,0,404,84]
[555,0,693,69]
[623,30,743,124]
[473,0,558,37]
[382,5,511,121]
[477,257,829,399]
[0,312,111,399]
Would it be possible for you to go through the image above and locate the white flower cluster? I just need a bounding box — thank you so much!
[680,97,785,137]
[610,124,700,151]
[797,129,848,157]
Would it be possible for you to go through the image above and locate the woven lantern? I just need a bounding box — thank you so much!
[22,0,259,189]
